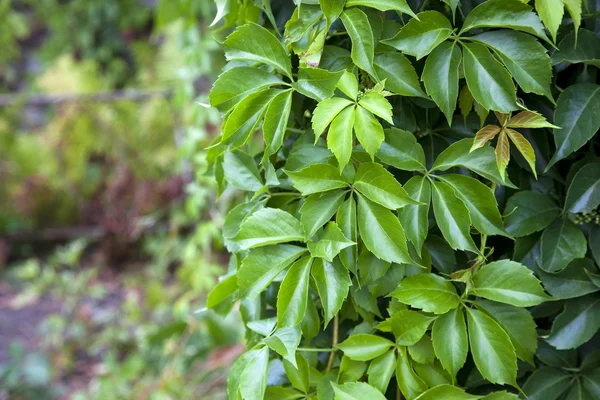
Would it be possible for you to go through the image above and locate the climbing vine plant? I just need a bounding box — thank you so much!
[207,0,600,398]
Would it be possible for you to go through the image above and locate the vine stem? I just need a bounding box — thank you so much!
[325,314,339,372]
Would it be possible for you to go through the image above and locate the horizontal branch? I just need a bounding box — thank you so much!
[0,88,172,107]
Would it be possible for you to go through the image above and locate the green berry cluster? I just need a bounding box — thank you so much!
[573,207,600,225]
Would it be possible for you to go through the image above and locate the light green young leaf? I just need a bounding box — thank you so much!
[374,52,427,98]
[340,8,378,79]
[471,30,553,100]
[263,90,293,158]
[391,273,460,314]
[391,309,437,346]
[312,97,354,139]
[354,105,385,159]
[308,222,355,262]
[377,129,427,172]
[536,0,564,43]
[238,245,307,299]
[507,110,559,129]
[413,385,482,400]
[462,42,518,113]
[367,350,396,394]
[337,334,395,361]
[432,307,468,379]
[473,299,538,364]
[383,11,453,60]
[357,92,393,124]
[466,308,518,387]
[312,257,351,327]
[210,67,285,112]
[565,163,600,214]
[431,180,479,254]
[354,162,418,209]
[224,23,292,78]
[547,294,600,350]
[337,70,359,100]
[328,105,356,171]
[460,0,550,43]
[331,382,387,400]
[504,191,560,237]
[234,208,305,249]
[277,257,314,327]
[422,41,462,126]
[541,218,587,273]
[439,174,508,237]
[300,190,347,238]
[548,84,600,169]
[399,176,431,253]
[357,194,415,265]
[286,164,349,195]
[320,0,345,25]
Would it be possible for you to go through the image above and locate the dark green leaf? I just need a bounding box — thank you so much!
[377,128,427,172]
[340,9,378,79]
[547,294,600,349]
[565,163,600,214]
[522,367,571,400]
[374,52,427,98]
[541,218,587,273]
[504,191,560,237]
[301,190,347,238]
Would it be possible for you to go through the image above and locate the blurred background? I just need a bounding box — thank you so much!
[0,1,242,399]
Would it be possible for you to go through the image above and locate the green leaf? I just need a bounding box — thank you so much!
[377,128,427,172]
[548,84,600,169]
[358,92,393,124]
[547,294,600,349]
[506,128,537,178]
[552,29,600,68]
[391,273,460,314]
[471,30,553,99]
[277,256,314,328]
[293,67,345,101]
[413,361,453,388]
[390,309,437,346]
[462,42,518,113]
[354,105,385,159]
[312,97,354,139]
[495,130,510,181]
[337,334,395,361]
[238,346,270,400]
[413,385,482,400]
[565,163,600,214]
[374,52,427,98]
[286,164,349,195]
[408,334,435,365]
[357,194,415,265]
[263,89,294,158]
[340,8,378,79]
[207,274,238,309]
[473,299,538,364]
[320,0,345,25]
[210,67,285,112]
[422,41,462,125]
[536,0,564,43]
[439,174,508,237]
[522,367,571,400]
[337,197,358,272]
[345,0,417,19]
[541,218,587,273]
[337,70,359,100]
[396,347,428,399]
[367,350,396,394]
[283,353,311,393]
[224,23,292,78]
[264,387,304,400]
[432,308,468,379]
[339,356,368,384]
[354,162,418,209]
[221,89,279,147]
[223,148,264,191]
[331,382,387,400]
[482,392,519,400]
[537,259,600,300]
[238,245,307,299]
[308,222,355,261]
[504,191,560,237]
[264,327,301,367]
[312,257,351,327]
[300,190,347,238]
[234,208,305,249]
[383,11,453,60]
[426,235,457,274]
[328,105,356,171]
[431,180,479,254]
[507,111,559,129]
[472,260,551,307]
[399,176,431,253]
[432,139,514,187]
[460,0,550,43]
[466,307,517,387]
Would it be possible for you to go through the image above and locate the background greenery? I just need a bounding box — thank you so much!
[0,1,239,399]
